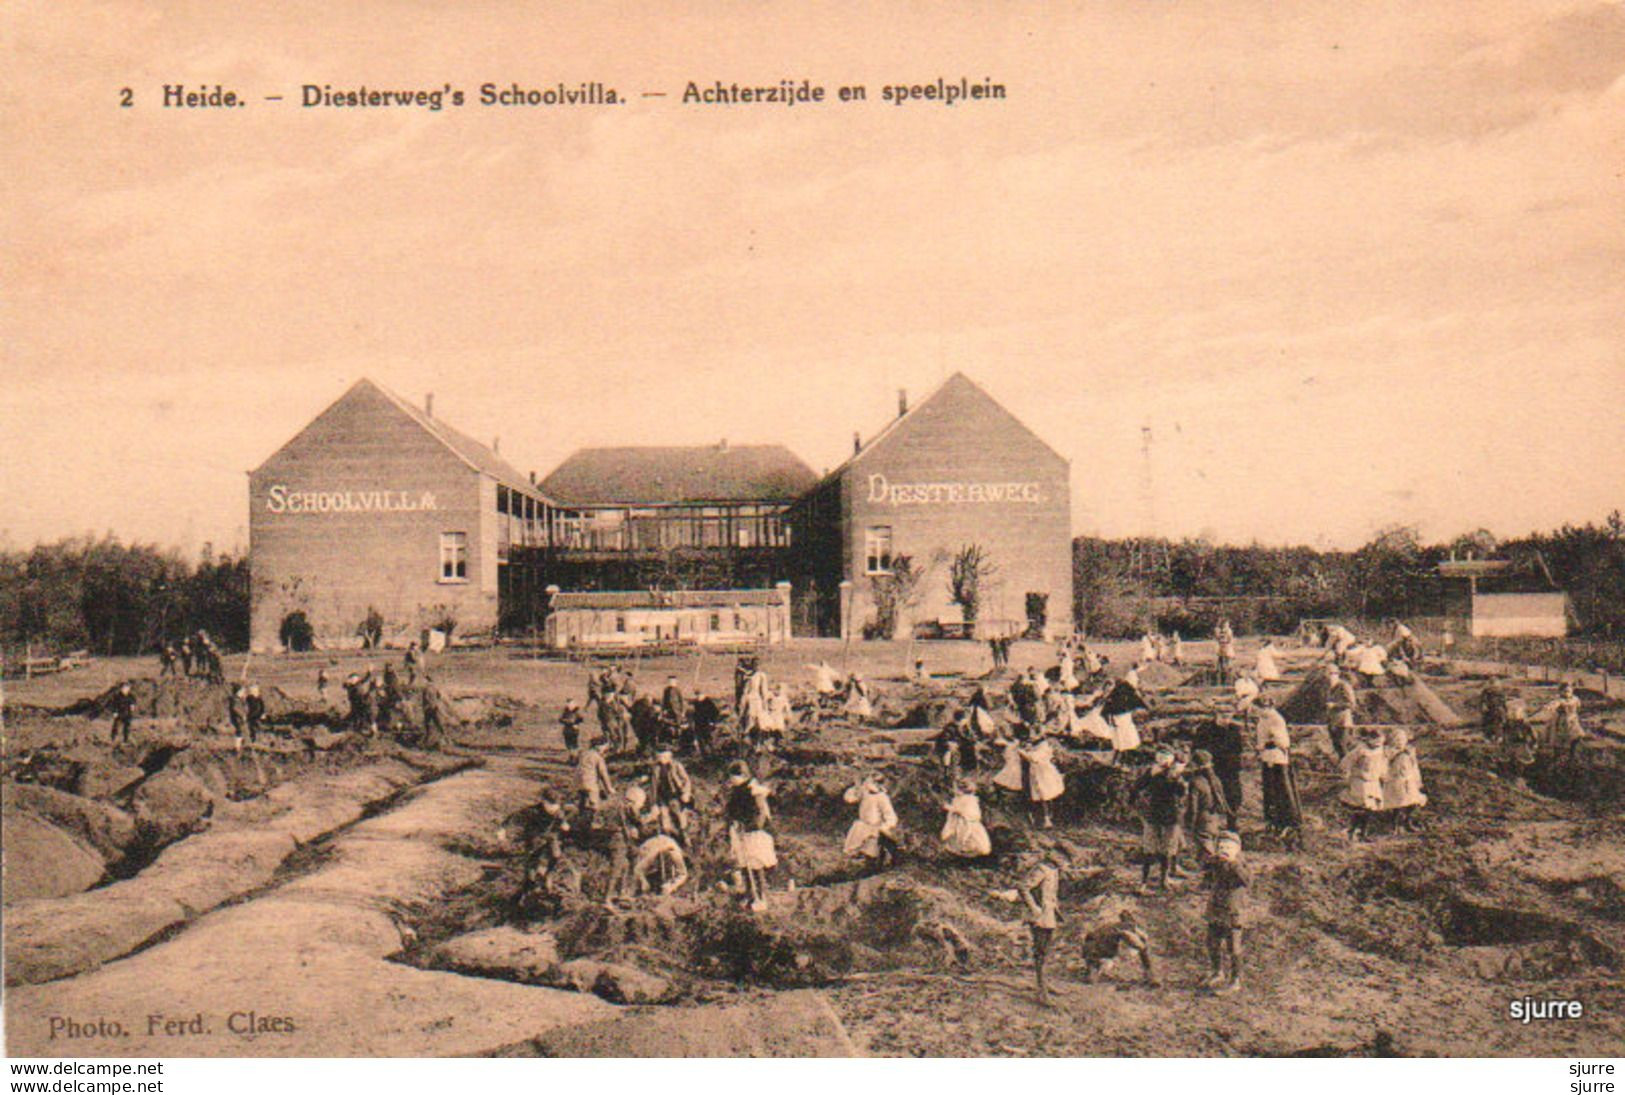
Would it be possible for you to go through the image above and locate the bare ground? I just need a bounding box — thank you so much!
[4,638,1622,1057]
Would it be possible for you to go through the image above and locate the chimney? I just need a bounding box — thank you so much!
[852,431,862,455]
[492,436,500,454]
[719,438,729,452]
[898,388,908,417]
[529,471,537,486]
[424,392,434,418]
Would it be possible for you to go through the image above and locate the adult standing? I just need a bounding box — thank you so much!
[1254,696,1302,843]
[689,692,721,756]
[1214,619,1237,682]
[1195,706,1246,829]
[245,684,266,747]
[575,737,615,828]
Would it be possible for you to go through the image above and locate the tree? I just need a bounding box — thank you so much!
[1351,524,1426,619]
[869,554,926,640]
[948,544,998,636]
[1446,528,1499,560]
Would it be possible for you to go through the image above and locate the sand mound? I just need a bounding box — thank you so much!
[1278,666,1335,723]
[81,677,308,728]
[1,782,138,861]
[1364,680,1465,727]
[1122,662,1189,689]
[1,812,107,901]
[520,990,858,1057]
[128,768,216,844]
[1280,666,1464,727]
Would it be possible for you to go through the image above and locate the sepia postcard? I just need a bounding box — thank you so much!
[2,0,1623,1072]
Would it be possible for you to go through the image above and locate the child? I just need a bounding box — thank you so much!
[227,684,247,753]
[940,778,993,859]
[843,773,901,871]
[1204,832,1248,994]
[997,853,1061,1004]
[1020,734,1066,829]
[559,698,584,762]
[1183,749,1230,875]
[1340,726,1389,841]
[1543,682,1587,764]
[1133,749,1186,890]
[724,760,776,911]
[1254,639,1282,683]
[1079,908,1158,987]
[1381,727,1427,831]
[109,681,136,746]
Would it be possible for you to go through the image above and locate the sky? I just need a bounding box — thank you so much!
[2,1,1621,557]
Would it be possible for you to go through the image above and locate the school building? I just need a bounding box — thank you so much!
[784,373,1072,640]
[247,373,1072,651]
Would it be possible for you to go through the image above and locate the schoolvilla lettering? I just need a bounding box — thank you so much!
[866,473,1041,506]
[265,485,438,514]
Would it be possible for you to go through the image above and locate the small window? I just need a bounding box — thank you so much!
[439,532,468,582]
[615,614,626,633]
[709,613,721,630]
[865,526,894,575]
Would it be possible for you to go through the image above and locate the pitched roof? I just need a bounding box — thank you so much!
[364,380,543,497]
[806,371,1067,492]
[541,445,817,507]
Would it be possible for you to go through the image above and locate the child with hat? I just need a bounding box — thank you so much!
[723,760,776,911]
[1204,831,1248,994]
[1132,749,1187,891]
[995,852,1061,1004]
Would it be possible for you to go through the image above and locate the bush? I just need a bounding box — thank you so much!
[356,606,385,649]
[279,611,315,652]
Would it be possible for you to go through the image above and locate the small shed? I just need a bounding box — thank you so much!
[1437,556,1570,638]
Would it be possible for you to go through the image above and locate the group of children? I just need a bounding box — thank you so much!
[525,623,1600,1006]
[156,630,225,684]
[1481,678,1590,769]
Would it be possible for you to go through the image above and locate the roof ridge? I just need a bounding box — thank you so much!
[365,378,544,497]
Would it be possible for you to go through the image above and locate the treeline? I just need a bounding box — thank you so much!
[1074,512,1625,640]
[0,536,249,658]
